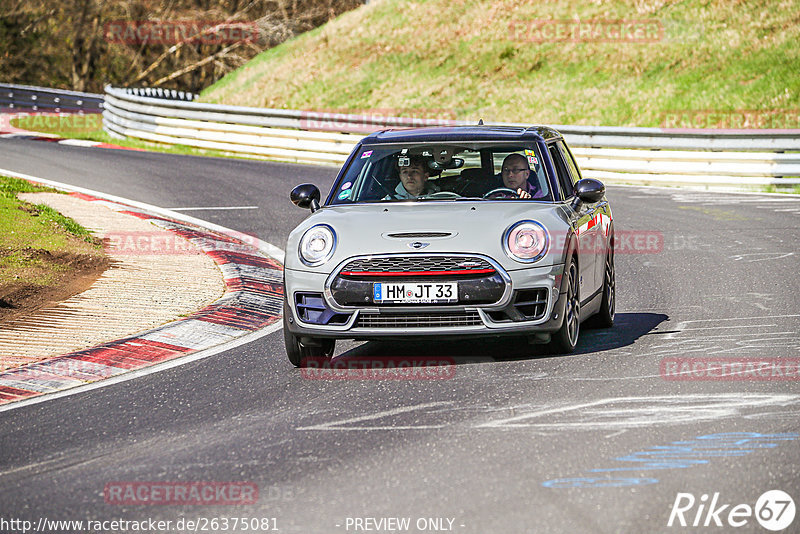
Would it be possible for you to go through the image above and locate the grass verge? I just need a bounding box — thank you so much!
[0,175,108,318]
[199,0,800,128]
[762,184,800,194]
[9,114,274,161]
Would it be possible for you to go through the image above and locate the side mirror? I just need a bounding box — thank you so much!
[573,178,605,206]
[291,184,321,212]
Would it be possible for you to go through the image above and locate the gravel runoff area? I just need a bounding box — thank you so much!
[0,192,225,370]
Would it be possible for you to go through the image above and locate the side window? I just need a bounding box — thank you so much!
[547,143,574,198]
[558,141,582,184]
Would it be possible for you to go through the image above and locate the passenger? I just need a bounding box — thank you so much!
[498,153,546,199]
[387,155,440,199]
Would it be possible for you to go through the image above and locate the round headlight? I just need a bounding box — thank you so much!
[299,224,336,266]
[503,220,549,263]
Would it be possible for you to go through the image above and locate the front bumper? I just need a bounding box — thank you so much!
[284,260,568,340]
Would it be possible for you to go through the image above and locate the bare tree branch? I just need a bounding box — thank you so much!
[151,42,242,86]
[131,17,252,84]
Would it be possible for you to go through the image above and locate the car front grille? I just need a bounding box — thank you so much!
[356,311,483,328]
[341,256,494,274]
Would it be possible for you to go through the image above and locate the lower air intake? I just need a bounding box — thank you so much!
[356,311,482,328]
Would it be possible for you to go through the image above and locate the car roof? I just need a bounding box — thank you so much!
[360,125,562,144]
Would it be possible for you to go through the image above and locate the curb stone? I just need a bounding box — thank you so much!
[0,192,284,405]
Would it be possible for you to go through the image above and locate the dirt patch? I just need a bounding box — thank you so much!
[0,250,110,323]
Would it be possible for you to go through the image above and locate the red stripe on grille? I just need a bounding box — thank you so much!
[340,269,495,276]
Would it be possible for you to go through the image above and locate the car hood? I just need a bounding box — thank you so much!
[285,201,573,273]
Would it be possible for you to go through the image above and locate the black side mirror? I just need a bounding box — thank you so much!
[573,178,605,206]
[291,184,321,212]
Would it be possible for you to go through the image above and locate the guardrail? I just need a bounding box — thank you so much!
[99,84,796,189]
[0,83,104,113]
[120,87,198,102]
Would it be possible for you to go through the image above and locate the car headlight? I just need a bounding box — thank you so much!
[503,220,549,263]
[299,224,336,266]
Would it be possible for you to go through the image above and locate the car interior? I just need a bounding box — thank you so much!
[339,145,552,202]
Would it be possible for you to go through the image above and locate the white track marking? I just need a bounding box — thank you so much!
[167,206,259,211]
[671,331,792,339]
[664,314,800,339]
[476,394,800,430]
[295,395,800,432]
[729,252,795,262]
[57,139,102,147]
[675,314,800,326]
[297,401,454,431]
[677,324,778,331]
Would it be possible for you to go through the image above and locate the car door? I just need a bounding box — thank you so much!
[561,141,609,298]
[547,141,601,301]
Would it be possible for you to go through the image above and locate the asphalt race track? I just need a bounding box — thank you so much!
[1,138,799,533]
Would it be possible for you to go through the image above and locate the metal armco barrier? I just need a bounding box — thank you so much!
[0,83,104,113]
[121,87,198,102]
[102,85,796,188]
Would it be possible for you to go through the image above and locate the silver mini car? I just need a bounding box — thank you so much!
[283,126,615,366]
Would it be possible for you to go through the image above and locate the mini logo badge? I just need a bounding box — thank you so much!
[408,242,430,249]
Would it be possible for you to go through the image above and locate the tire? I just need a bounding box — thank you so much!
[593,245,615,328]
[283,313,335,367]
[549,257,580,353]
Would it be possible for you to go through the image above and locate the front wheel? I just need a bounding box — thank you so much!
[549,258,580,353]
[284,314,335,367]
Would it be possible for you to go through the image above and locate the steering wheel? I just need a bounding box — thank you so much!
[421,191,462,200]
[483,187,521,199]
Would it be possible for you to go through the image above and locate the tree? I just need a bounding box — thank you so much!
[0,0,364,93]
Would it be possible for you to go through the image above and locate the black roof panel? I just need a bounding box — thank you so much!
[360,125,562,144]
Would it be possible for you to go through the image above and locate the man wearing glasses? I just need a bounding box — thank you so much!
[499,153,545,199]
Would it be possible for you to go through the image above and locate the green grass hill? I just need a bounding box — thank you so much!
[199,0,799,128]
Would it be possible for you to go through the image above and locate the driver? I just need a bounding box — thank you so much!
[387,155,441,199]
[497,153,545,199]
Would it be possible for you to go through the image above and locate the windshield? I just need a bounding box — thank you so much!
[328,143,552,205]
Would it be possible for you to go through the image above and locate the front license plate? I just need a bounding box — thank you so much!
[374,282,458,304]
